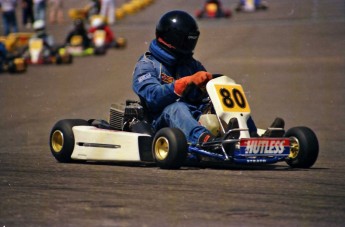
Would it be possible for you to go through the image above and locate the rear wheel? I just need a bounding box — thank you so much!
[153,128,188,169]
[7,61,17,73]
[285,127,319,168]
[66,54,73,64]
[49,119,89,163]
[55,54,62,64]
[94,46,107,55]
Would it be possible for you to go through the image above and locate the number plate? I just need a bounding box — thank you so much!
[95,30,106,39]
[71,35,83,46]
[30,39,43,50]
[239,138,290,156]
[214,84,250,113]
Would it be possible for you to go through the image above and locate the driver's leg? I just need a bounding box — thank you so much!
[152,102,211,144]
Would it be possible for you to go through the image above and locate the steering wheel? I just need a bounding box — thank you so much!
[181,73,223,103]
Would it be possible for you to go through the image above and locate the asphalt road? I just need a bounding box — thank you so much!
[1,0,345,226]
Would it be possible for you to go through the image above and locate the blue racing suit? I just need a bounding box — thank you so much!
[132,39,211,144]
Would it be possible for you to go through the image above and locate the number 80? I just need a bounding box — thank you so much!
[219,88,247,109]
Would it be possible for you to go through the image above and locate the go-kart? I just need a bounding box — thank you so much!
[0,57,27,74]
[1,32,34,55]
[23,38,73,65]
[90,29,108,55]
[49,75,319,169]
[88,14,127,55]
[0,39,27,74]
[89,29,127,55]
[235,0,268,13]
[195,1,232,19]
[65,33,126,57]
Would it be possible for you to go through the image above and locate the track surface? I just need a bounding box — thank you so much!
[1,0,345,226]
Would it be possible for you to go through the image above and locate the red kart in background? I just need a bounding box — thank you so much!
[196,0,232,19]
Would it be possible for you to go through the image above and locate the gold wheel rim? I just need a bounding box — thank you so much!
[51,130,64,153]
[289,137,299,159]
[154,137,169,161]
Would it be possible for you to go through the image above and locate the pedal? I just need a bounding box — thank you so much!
[225,118,240,139]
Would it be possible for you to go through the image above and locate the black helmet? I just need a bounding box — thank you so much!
[156,10,200,56]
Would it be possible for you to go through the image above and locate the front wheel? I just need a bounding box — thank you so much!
[152,128,188,169]
[49,119,89,163]
[66,54,73,64]
[115,37,127,48]
[285,127,319,168]
[55,54,62,64]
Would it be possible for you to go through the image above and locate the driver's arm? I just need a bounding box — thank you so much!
[132,59,178,114]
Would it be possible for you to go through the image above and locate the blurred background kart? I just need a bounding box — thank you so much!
[235,0,268,12]
[21,38,73,65]
[0,41,27,74]
[195,0,232,19]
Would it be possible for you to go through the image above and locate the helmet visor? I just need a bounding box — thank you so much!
[159,30,199,55]
[180,31,200,53]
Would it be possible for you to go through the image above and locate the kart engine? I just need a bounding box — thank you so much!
[109,100,146,131]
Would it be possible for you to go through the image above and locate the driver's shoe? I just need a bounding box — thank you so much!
[262,117,285,137]
[198,118,241,150]
[198,132,216,145]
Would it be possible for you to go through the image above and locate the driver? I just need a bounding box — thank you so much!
[65,18,92,49]
[21,19,55,60]
[132,10,218,145]
[31,20,54,48]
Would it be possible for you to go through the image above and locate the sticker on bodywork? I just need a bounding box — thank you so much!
[239,138,290,156]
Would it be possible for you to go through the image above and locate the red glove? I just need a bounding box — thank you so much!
[174,71,212,96]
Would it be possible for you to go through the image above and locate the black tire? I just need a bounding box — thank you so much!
[18,61,27,73]
[7,61,17,73]
[67,54,73,64]
[152,128,188,169]
[9,59,27,74]
[55,54,63,65]
[94,46,107,55]
[285,127,319,168]
[49,119,89,163]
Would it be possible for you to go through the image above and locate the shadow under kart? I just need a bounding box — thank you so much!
[0,56,27,74]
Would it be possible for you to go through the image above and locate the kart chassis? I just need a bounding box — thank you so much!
[50,76,318,169]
